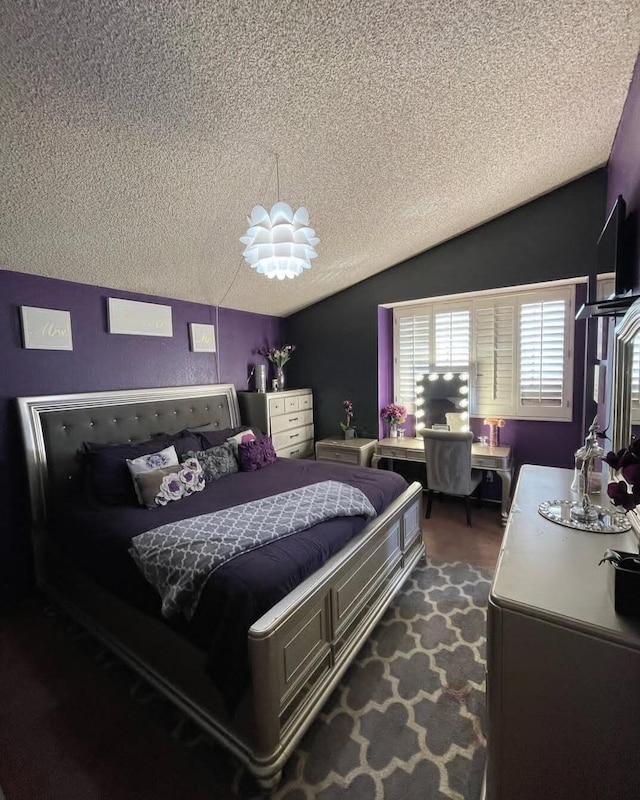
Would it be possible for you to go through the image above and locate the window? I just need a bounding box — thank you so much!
[393,283,574,421]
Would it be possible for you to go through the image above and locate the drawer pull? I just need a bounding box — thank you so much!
[290,433,300,439]
[290,449,300,456]
[289,417,299,422]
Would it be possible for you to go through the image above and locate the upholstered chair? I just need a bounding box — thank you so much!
[422,429,483,527]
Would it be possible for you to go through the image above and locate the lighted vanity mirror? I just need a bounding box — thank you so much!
[611,297,640,540]
[414,370,471,435]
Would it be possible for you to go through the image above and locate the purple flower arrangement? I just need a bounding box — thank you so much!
[380,403,407,425]
[605,439,640,511]
[340,400,354,431]
[258,344,296,368]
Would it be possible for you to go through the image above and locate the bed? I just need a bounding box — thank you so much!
[18,383,423,791]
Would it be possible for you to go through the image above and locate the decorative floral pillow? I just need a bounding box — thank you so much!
[126,445,179,503]
[182,442,238,483]
[134,458,205,508]
[237,436,277,472]
[226,428,258,457]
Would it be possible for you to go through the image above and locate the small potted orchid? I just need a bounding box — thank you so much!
[340,400,355,439]
[605,438,640,511]
[380,403,407,438]
[258,344,296,391]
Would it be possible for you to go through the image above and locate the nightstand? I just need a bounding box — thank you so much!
[315,437,378,468]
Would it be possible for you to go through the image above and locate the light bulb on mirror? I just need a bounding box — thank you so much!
[443,372,453,381]
[428,373,439,382]
[459,386,469,395]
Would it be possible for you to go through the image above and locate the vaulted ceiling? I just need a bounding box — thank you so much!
[1,1,639,316]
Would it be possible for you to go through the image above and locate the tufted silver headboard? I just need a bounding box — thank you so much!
[17,384,241,530]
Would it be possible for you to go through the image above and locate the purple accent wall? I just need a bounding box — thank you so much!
[377,306,393,438]
[0,269,283,599]
[608,53,640,288]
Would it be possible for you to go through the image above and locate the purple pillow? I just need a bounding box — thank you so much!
[197,425,263,450]
[81,437,174,506]
[237,436,277,472]
[164,429,202,457]
[80,430,201,506]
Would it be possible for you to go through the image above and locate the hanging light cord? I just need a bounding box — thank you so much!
[214,154,279,381]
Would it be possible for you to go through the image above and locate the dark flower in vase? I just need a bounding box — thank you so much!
[340,400,354,431]
[606,438,640,512]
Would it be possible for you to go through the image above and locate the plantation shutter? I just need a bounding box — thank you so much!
[434,309,470,368]
[474,301,516,415]
[396,311,430,410]
[519,299,566,409]
[632,338,640,423]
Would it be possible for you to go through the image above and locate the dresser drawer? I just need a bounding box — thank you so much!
[271,409,313,435]
[273,424,314,452]
[269,397,286,417]
[378,445,425,462]
[277,439,314,459]
[474,456,500,469]
[316,446,360,466]
[299,393,313,410]
[284,396,300,413]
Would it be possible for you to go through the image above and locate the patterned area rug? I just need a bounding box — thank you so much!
[233,558,492,800]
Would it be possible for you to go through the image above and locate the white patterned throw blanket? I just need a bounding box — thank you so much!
[130,480,376,620]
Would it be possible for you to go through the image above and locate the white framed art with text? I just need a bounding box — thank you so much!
[107,298,173,337]
[189,323,216,352]
[20,306,73,350]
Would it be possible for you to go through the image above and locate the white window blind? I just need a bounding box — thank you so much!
[393,283,574,421]
[396,312,430,411]
[435,310,470,368]
[632,338,640,422]
[519,299,566,408]
[474,302,515,415]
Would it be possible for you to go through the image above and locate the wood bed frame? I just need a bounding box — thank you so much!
[18,383,424,791]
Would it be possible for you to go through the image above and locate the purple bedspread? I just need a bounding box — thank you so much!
[51,458,408,705]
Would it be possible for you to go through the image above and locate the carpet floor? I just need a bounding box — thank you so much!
[0,558,492,800]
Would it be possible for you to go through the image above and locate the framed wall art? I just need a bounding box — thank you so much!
[20,306,73,351]
[107,298,173,337]
[189,323,217,353]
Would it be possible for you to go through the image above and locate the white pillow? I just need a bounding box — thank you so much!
[226,429,258,457]
[126,445,179,502]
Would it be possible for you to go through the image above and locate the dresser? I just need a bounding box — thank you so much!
[486,464,640,800]
[238,389,314,459]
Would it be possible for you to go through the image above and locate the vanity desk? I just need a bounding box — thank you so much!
[372,437,513,521]
[486,464,640,800]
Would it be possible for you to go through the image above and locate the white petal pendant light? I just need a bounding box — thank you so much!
[240,202,320,280]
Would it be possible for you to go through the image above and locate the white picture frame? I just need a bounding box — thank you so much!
[189,323,217,353]
[20,306,73,351]
[107,298,172,337]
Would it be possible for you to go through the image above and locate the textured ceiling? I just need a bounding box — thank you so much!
[1,1,639,317]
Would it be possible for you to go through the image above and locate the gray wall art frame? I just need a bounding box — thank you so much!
[20,306,73,351]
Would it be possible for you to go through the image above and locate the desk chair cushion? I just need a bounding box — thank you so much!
[422,429,482,497]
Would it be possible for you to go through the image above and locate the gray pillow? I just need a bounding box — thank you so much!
[183,442,238,483]
[133,457,205,508]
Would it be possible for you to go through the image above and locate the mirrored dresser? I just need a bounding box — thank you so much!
[486,464,640,800]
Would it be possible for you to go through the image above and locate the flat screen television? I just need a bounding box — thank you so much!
[598,195,629,295]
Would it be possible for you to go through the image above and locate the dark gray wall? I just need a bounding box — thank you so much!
[285,169,606,450]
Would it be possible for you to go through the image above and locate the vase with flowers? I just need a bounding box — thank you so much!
[381,403,407,438]
[340,399,355,439]
[258,344,296,391]
[483,417,505,447]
